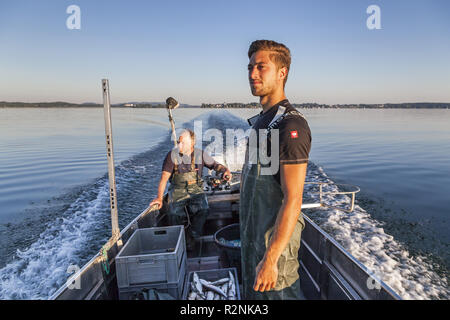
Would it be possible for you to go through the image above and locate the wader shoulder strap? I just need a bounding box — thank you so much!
[266,106,306,135]
[173,152,197,177]
[191,151,199,183]
[266,106,286,133]
[173,154,179,174]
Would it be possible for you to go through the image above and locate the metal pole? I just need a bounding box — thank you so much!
[102,79,120,238]
[350,193,355,212]
[319,183,323,205]
[165,97,179,148]
[167,108,177,147]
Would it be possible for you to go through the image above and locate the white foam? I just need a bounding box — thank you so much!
[303,165,449,300]
[0,181,110,299]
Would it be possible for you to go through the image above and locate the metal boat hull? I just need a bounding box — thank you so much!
[50,183,400,300]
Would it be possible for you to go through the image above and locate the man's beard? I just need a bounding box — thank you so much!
[250,82,273,97]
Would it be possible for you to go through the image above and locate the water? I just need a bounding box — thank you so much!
[0,107,448,299]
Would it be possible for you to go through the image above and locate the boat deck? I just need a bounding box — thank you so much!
[50,184,401,300]
[160,191,244,295]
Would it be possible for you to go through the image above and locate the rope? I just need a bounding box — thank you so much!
[183,206,191,230]
[101,247,110,275]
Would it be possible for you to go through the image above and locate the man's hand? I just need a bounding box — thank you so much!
[149,197,163,210]
[253,256,278,292]
[223,169,232,181]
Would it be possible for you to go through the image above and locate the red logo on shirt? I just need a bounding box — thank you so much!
[290,130,298,139]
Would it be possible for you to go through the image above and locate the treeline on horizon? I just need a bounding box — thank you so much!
[1,101,449,109]
[201,102,450,109]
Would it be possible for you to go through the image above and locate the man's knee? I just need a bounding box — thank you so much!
[189,209,209,238]
[188,194,208,211]
[169,198,188,216]
[167,213,185,226]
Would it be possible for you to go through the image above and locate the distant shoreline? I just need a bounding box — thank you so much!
[1,102,449,109]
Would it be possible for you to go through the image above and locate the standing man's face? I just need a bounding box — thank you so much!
[248,50,285,97]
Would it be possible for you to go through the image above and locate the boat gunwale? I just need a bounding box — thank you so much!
[50,191,402,300]
[301,214,402,300]
[49,204,161,300]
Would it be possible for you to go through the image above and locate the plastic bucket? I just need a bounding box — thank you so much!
[213,223,242,282]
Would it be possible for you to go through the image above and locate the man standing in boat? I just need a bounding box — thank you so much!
[150,129,232,250]
[240,40,311,299]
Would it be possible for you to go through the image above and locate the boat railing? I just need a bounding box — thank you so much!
[303,181,360,212]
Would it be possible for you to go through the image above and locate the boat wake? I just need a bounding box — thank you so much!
[0,110,448,300]
[303,164,449,300]
[0,140,172,299]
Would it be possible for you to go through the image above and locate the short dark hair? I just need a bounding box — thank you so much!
[248,40,291,87]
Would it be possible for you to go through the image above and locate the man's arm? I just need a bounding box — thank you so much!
[150,151,174,209]
[253,162,307,292]
[156,171,172,201]
[203,150,232,181]
[214,163,232,181]
[149,171,171,209]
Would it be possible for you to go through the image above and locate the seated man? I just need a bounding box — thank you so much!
[150,129,231,249]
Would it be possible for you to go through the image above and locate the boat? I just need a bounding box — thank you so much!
[49,80,401,300]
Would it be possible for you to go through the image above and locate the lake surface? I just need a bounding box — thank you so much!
[0,107,448,299]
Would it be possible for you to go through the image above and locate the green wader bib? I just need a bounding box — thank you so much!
[239,153,306,300]
[168,170,209,239]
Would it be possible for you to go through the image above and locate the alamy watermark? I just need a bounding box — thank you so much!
[65,5,381,31]
[367,5,381,30]
[66,264,81,289]
[169,121,280,175]
[64,5,382,31]
[66,5,81,30]
[366,269,383,290]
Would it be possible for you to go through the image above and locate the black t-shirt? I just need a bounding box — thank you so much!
[162,147,225,177]
[248,99,311,183]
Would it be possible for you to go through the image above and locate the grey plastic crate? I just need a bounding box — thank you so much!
[187,256,222,272]
[182,267,241,300]
[119,254,187,300]
[116,225,186,288]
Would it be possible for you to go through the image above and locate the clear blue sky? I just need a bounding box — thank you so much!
[1,0,449,104]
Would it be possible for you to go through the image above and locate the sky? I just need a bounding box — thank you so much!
[0,0,449,105]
